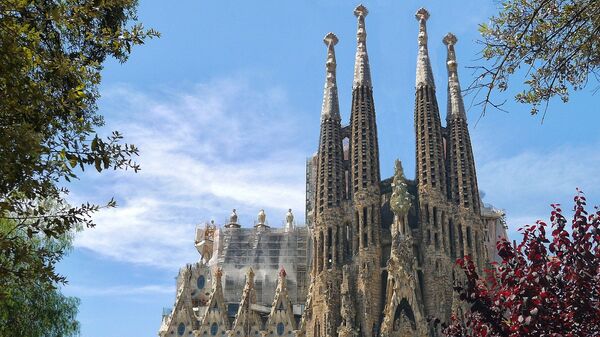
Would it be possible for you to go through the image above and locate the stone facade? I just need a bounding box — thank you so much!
[159,5,507,337]
[302,6,506,337]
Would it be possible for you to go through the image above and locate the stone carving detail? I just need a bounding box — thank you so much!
[256,209,270,229]
[226,209,240,228]
[285,209,294,231]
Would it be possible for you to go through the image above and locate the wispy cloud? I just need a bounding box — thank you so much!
[477,141,600,236]
[64,284,174,297]
[72,78,310,269]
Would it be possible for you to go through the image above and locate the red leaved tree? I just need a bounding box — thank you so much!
[444,191,600,337]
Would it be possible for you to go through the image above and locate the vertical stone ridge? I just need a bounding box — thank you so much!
[349,5,382,337]
[413,8,447,197]
[444,33,480,214]
[353,4,372,88]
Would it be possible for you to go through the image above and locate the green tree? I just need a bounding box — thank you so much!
[0,1,158,288]
[472,0,600,118]
[0,218,81,337]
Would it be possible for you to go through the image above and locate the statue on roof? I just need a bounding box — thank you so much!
[226,209,240,228]
[285,209,294,230]
[258,209,266,225]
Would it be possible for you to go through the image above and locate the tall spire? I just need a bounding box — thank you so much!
[321,33,340,121]
[353,4,372,88]
[444,33,480,214]
[415,8,435,89]
[314,32,344,219]
[413,7,447,196]
[443,33,466,120]
[349,5,382,337]
[306,32,346,337]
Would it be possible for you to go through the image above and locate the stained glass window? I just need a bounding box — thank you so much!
[177,323,185,336]
[277,323,285,336]
[210,323,219,336]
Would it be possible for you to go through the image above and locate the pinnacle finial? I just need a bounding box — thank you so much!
[323,32,339,47]
[445,33,466,120]
[415,7,430,21]
[415,8,434,88]
[443,32,457,47]
[354,5,368,44]
[324,33,338,76]
[279,266,287,278]
[247,267,255,280]
[321,32,340,120]
[354,4,368,17]
[352,6,371,88]
[415,8,430,47]
[444,33,459,74]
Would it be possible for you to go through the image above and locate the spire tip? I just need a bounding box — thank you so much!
[354,4,368,17]
[415,8,430,21]
[323,32,339,47]
[443,32,458,46]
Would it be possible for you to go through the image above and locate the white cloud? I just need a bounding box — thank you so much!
[72,78,310,269]
[477,142,600,238]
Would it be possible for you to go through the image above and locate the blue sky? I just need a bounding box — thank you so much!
[58,1,600,336]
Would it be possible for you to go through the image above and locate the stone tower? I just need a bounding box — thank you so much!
[306,32,347,337]
[414,8,447,199]
[443,33,486,269]
[412,8,453,323]
[349,5,382,337]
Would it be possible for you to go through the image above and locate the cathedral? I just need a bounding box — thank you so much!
[158,6,506,337]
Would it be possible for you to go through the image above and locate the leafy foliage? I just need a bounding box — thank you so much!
[471,0,600,118]
[0,1,158,288]
[443,191,600,336]
[0,218,80,337]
